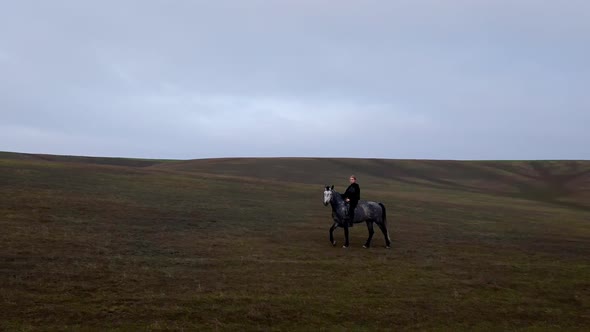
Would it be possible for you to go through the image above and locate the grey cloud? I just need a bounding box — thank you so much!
[1,0,589,159]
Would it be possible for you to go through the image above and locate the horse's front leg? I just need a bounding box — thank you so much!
[343,224,350,248]
[329,222,338,246]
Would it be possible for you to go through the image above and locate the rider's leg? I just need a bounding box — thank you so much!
[348,202,357,227]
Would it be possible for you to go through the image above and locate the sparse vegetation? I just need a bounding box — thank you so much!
[1,152,589,330]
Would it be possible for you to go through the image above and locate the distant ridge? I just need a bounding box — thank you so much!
[2,150,589,212]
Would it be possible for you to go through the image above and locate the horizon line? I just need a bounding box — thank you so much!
[1,150,589,162]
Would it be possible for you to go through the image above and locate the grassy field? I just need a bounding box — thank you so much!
[1,151,589,331]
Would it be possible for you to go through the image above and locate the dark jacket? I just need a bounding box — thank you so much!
[342,183,360,203]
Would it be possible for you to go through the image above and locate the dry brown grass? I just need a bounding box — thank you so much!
[1,152,589,330]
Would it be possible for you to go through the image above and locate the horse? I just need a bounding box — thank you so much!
[323,185,391,249]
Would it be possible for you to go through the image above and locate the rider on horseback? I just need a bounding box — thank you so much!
[342,175,360,227]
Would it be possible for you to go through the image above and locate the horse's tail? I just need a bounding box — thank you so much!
[378,202,387,224]
[378,202,391,245]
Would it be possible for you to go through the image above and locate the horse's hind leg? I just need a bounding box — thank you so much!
[376,221,391,249]
[363,220,375,248]
[329,222,338,246]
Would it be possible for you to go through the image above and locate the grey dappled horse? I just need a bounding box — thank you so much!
[323,185,391,249]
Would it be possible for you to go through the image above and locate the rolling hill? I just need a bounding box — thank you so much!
[1,151,589,330]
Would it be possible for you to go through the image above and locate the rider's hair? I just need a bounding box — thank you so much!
[350,175,357,180]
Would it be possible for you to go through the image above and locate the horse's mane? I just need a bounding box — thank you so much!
[333,191,345,202]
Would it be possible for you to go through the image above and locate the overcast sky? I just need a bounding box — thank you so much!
[1,1,588,160]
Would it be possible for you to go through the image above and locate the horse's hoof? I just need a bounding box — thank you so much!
[362,245,369,249]
[342,245,349,249]
[332,241,337,246]
[385,246,391,249]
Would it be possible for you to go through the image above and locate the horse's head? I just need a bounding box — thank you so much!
[323,185,334,206]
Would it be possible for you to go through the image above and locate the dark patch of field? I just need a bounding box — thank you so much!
[1,152,589,330]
